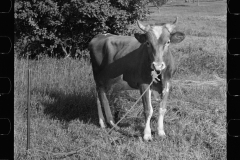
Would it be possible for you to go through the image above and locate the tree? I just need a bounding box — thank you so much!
[15,0,150,59]
[150,0,168,13]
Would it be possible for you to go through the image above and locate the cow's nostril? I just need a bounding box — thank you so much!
[160,62,166,70]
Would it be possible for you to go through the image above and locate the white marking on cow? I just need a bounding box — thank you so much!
[152,26,163,39]
[158,108,166,136]
[143,90,153,141]
[166,82,170,92]
[163,82,170,95]
[165,24,174,33]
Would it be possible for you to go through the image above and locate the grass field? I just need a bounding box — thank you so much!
[14,1,226,159]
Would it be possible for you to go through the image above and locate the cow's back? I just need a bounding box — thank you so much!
[88,34,112,75]
[88,34,140,76]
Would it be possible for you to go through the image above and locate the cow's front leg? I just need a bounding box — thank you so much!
[158,81,170,137]
[140,85,153,141]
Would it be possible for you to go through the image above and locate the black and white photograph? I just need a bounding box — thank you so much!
[14,0,226,159]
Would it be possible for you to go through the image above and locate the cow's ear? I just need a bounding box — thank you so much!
[134,33,147,43]
[170,32,185,44]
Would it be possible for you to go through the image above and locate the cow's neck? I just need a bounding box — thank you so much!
[138,44,154,84]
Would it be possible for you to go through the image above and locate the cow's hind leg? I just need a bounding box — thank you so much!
[96,92,106,128]
[97,87,116,128]
[158,81,170,137]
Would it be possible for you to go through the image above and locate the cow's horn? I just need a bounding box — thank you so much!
[173,16,178,25]
[137,20,149,32]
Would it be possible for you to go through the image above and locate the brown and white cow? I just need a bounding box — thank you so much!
[88,17,185,141]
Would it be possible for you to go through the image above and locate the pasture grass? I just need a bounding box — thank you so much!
[14,57,226,160]
[15,1,226,159]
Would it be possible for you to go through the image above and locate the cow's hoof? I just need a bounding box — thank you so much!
[100,122,106,128]
[109,121,120,130]
[143,134,153,141]
[158,130,166,137]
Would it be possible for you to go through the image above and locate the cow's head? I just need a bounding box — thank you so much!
[134,17,185,72]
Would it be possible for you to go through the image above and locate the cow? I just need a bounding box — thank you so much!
[88,17,185,141]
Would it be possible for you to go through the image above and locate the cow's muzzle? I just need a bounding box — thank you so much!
[152,62,166,72]
[151,62,165,83]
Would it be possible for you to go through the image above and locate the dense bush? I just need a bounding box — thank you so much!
[15,0,150,59]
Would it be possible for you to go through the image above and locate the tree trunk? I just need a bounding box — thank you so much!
[152,1,160,13]
[61,43,69,58]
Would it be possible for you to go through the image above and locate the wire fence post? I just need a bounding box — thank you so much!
[27,54,31,151]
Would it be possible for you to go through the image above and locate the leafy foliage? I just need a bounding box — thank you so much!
[15,0,150,59]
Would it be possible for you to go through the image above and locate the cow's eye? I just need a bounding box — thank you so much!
[166,40,170,45]
[146,41,151,47]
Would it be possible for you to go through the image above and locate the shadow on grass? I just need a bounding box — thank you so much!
[113,117,160,139]
[40,89,99,126]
